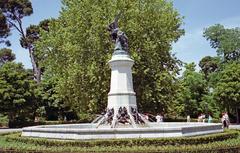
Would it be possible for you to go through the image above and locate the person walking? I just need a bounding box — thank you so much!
[208,114,212,123]
[187,115,191,122]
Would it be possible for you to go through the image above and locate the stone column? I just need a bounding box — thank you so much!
[107,50,137,128]
[107,50,137,111]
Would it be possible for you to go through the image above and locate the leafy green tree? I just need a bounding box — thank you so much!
[37,76,76,121]
[204,24,240,62]
[0,62,37,127]
[20,19,51,82]
[0,48,15,66]
[213,62,240,113]
[204,24,240,118]
[201,93,220,118]
[0,0,43,84]
[175,63,208,117]
[198,56,222,117]
[36,0,184,115]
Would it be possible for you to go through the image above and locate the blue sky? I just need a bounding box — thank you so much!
[172,0,240,68]
[1,0,240,69]
[0,0,62,68]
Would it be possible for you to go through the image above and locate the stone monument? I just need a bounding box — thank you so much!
[96,16,146,128]
[21,17,223,140]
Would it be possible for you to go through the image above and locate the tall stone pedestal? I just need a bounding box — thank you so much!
[95,50,147,128]
[107,51,136,111]
[107,50,139,127]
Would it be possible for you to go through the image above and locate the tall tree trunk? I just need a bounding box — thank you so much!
[8,14,41,84]
[29,48,41,84]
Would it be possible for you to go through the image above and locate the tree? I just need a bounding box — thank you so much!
[0,0,42,83]
[0,10,10,46]
[175,63,208,117]
[37,76,76,121]
[213,62,240,113]
[198,56,222,117]
[204,24,240,118]
[199,56,220,80]
[0,62,37,127]
[20,19,51,80]
[204,24,240,62]
[0,48,15,66]
[36,0,184,115]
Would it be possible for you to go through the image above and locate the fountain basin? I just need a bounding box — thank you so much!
[22,122,223,140]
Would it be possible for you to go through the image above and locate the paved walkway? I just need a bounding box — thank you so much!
[0,128,22,133]
[229,124,240,129]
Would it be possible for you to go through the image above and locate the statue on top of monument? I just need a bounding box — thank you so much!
[107,14,129,52]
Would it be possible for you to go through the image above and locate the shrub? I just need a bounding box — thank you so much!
[1,130,240,153]
[0,114,8,127]
[4,130,238,148]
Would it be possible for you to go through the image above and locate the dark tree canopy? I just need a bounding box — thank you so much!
[0,0,33,46]
[199,56,220,79]
[0,10,10,46]
[0,0,33,17]
[20,19,50,50]
[0,48,15,65]
[0,62,36,127]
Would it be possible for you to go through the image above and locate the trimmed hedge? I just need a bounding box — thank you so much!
[0,147,240,153]
[4,130,238,147]
[1,130,240,153]
[1,138,240,153]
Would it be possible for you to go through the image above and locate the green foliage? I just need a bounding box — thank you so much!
[0,130,239,153]
[201,94,220,118]
[204,24,240,62]
[37,77,79,121]
[4,130,239,147]
[0,114,8,127]
[213,62,240,112]
[37,78,63,120]
[0,62,37,127]
[0,0,42,84]
[199,56,220,80]
[203,24,240,119]
[0,0,33,46]
[0,48,15,66]
[175,63,208,117]
[36,0,184,115]
[0,11,10,46]
[20,19,51,50]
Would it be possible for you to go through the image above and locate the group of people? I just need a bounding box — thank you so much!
[195,112,230,128]
[143,113,164,123]
[196,113,213,123]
